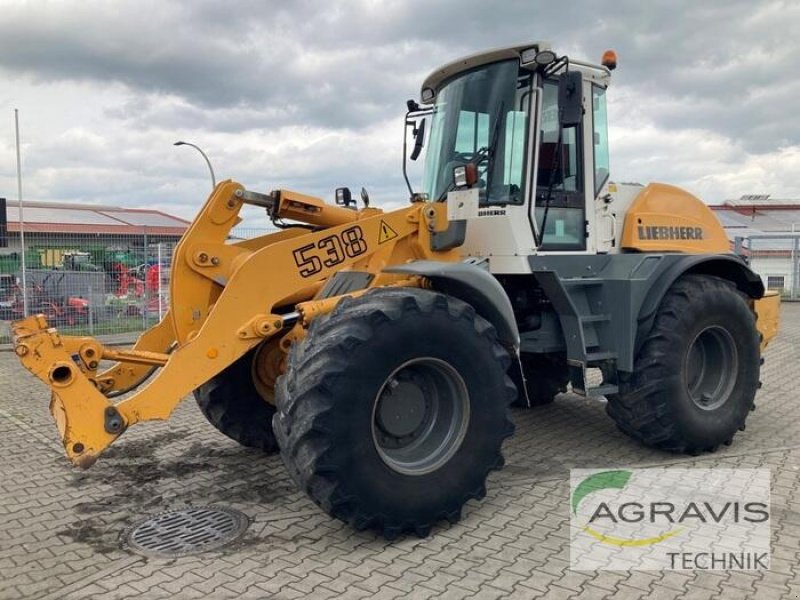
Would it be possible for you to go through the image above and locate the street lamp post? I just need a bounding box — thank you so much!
[173,141,216,190]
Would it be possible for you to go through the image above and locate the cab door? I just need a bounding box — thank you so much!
[532,79,588,252]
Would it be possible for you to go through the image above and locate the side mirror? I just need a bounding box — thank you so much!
[402,98,433,200]
[410,118,426,161]
[558,71,583,127]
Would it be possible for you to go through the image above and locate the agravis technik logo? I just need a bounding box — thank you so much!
[570,468,770,570]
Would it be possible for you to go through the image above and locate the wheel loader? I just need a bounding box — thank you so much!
[13,43,780,538]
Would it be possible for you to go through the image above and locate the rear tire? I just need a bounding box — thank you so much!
[606,275,760,453]
[193,349,279,453]
[273,288,516,538]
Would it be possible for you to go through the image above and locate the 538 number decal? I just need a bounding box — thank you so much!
[292,225,368,278]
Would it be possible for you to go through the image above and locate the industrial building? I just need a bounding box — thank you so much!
[0,198,189,271]
[711,195,800,294]
[0,199,190,338]
[1,199,188,251]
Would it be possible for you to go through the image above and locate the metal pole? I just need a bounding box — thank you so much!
[789,232,798,299]
[790,224,796,299]
[173,141,216,190]
[14,109,28,316]
[88,285,94,335]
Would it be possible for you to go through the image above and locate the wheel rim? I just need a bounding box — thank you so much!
[372,357,470,476]
[251,339,283,404]
[685,325,738,411]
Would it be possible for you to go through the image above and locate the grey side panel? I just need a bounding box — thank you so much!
[384,259,520,349]
[430,220,467,251]
[520,311,565,354]
[529,253,762,373]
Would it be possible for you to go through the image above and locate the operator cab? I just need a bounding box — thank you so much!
[409,43,615,273]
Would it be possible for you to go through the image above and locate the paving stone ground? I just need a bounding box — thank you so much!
[2,305,800,599]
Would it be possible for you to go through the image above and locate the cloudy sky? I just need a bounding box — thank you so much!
[1,0,798,226]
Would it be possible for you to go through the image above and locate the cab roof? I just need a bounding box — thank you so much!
[419,42,609,104]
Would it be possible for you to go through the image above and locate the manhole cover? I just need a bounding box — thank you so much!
[125,506,249,558]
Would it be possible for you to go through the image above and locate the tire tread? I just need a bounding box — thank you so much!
[274,287,515,538]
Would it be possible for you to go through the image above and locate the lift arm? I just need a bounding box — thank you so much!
[12,181,457,467]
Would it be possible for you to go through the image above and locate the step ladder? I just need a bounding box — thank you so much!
[534,273,619,398]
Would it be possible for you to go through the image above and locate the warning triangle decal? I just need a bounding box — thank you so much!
[378,220,399,244]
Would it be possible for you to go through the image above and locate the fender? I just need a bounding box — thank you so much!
[385,259,520,350]
[636,254,764,349]
[385,259,529,406]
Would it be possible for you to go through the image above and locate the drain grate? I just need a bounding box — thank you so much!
[125,506,249,558]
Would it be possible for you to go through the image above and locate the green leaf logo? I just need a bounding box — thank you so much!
[572,470,632,514]
[572,469,682,547]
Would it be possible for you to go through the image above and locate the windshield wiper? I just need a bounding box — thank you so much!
[481,100,505,197]
[537,124,565,247]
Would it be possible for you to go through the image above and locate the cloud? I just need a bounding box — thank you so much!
[586,0,800,152]
[0,0,797,226]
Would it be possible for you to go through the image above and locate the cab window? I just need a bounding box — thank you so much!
[536,82,581,192]
[593,85,610,195]
[422,61,533,205]
[535,79,585,250]
[455,111,489,154]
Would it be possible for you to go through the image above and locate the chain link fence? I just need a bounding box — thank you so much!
[4,228,796,344]
[0,227,271,344]
[735,234,800,299]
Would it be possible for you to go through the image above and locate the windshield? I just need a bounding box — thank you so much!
[422,59,533,205]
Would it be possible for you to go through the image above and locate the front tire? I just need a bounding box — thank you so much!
[606,274,760,453]
[273,288,516,538]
